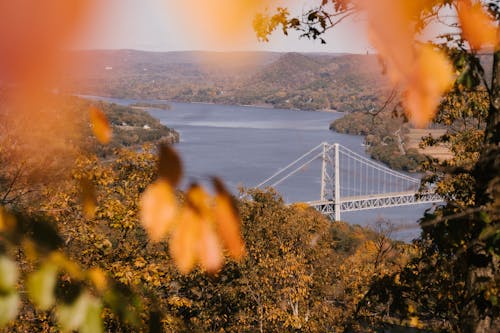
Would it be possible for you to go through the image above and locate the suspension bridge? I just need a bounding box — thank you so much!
[256,142,442,221]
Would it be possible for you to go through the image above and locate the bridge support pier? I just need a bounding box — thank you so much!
[320,143,341,221]
[320,143,327,201]
[334,143,340,221]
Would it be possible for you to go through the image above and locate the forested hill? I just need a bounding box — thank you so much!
[65,50,390,112]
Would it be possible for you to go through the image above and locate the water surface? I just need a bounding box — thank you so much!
[84,95,435,241]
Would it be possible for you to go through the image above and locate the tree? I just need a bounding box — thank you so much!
[256,1,499,331]
[1,1,499,331]
[172,189,411,332]
[0,95,242,331]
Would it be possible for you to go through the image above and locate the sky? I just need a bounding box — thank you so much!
[75,0,372,54]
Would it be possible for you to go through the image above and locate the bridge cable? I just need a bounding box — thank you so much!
[269,152,324,188]
[340,145,420,183]
[340,148,418,183]
[255,143,324,188]
[339,147,419,184]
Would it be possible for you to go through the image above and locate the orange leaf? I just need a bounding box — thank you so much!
[186,184,212,215]
[139,180,178,242]
[404,45,454,127]
[89,106,112,144]
[169,207,200,274]
[457,0,498,50]
[360,1,455,127]
[158,144,183,187]
[198,219,223,273]
[212,178,245,260]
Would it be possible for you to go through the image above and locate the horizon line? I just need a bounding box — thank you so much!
[71,48,372,55]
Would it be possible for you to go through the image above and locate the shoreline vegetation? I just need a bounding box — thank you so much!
[330,112,453,171]
[79,98,180,157]
[329,112,430,172]
[99,101,179,152]
[129,102,172,111]
[83,93,340,113]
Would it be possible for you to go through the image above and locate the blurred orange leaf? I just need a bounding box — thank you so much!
[457,0,498,50]
[186,184,212,214]
[361,1,455,127]
[213,178,245,260]
[404,44,454,127]
[183,184,223,273]
[139,180,178,242]
[167,183,245,274]
[140,169,245,274]
[170,0,270,50]
[158,144,183,187]
[169,206,200,274]
[0,0,89,83]
[199,219,223,273]
[89,107,112,145]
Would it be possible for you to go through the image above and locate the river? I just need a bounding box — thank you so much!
[83,95,436,241]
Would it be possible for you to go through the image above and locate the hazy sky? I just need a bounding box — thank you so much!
[76,0,372,53]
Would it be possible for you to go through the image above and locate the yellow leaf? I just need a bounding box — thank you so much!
[458,0,498,50]
[169,207,200,274]
[133,257,147,268]
[0,256,18,291]
[139,180,178,242]
[87,268,107,293]
[290,202,310,211]
[409,316,420,327]
[27,263,58,311]
[89,106,112,145]
[0,292,19,326]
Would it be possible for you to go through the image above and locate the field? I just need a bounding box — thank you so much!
[406,128,453,160]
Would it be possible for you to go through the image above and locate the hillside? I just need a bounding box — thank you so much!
[91,99,180,157]
[64,50,390,112]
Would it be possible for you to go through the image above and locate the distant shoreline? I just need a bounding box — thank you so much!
[76,93,340,114]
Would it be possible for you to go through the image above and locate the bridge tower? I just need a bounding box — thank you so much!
[320,143,341,221]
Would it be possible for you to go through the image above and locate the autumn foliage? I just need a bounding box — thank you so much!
[1,0,500,332]
[139,144,245,274]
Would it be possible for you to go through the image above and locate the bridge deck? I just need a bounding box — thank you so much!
[307,191,442,214]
